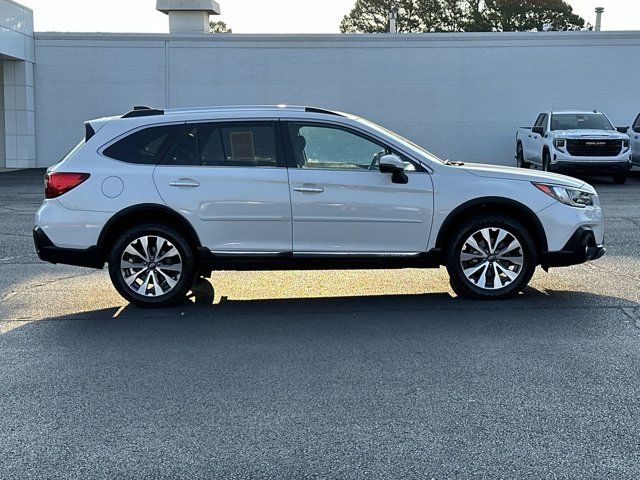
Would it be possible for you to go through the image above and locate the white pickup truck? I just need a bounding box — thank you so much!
[516,111,632,184]
[619,113,640,167]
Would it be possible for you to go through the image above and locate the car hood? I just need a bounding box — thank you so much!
[552,129,629,139]
[461,163,586,189]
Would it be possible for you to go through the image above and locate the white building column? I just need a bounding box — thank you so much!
[0,0,35,168]
[3,61,35,168]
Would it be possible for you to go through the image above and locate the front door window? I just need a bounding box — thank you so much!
[287,123,416,171]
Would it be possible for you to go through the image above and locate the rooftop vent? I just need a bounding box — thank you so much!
[156,0,221,33]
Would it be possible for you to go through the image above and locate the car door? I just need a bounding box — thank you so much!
[529,113,547,165]
[283,120,433,254]
[631,114,640,164]
[153,120,292,253]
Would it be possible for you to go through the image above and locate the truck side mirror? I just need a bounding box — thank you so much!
[532,126,544,136]
[616,126,630,133]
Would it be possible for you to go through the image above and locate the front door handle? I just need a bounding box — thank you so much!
[293,184,324,193]
[169,179,200,187]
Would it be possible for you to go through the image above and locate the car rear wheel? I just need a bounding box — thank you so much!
[446,215,537,299]
[108,224,196,307]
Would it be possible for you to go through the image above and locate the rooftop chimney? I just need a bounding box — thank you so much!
[156,0,221,33]
[388,11,397,34]
[595,7,604,31]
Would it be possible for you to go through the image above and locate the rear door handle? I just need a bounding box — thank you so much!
[293,184,324,193]
[169,179,200,187]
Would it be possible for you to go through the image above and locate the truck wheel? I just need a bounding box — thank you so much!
[446,214,537,299]
[542,151,551,172]
[516,143,530,169]
[108,224,197,307]
[613,174,627,184]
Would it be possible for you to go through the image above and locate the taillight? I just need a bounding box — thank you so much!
[45,172,90,199]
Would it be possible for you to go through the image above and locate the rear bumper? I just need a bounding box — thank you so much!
[33,227,104,269]
[541,226,605,269]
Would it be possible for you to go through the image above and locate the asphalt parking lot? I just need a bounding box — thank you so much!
[1,169,640,479]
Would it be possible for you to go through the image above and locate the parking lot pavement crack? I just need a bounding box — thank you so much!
[0,271,97,304]
[621,307,640,330]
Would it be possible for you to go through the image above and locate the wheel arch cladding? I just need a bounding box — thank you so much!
[435,197,548,254]
[98,204,202,255]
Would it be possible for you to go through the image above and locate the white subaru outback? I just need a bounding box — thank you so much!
[34,106,605,306]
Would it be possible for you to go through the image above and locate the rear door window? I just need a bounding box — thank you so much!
[164,122,280,167]
[103,125,181,164]
[219,123,278,167]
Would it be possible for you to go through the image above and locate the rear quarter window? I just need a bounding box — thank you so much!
[103,125,181,164]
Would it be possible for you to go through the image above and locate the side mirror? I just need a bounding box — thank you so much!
[379,154,408,184]
[617,126,630,133]
[532,126,544,136]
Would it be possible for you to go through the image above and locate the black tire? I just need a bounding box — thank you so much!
[446,214,537,299]
[542,150,551,172]
[516,143,530,169]
[108,224,197,307]
[613,174,627,184]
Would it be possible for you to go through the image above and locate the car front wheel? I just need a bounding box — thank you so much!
[108,224,196,307]
[516,143,530,169]
[446,215,537,299]
[542,151,551,172]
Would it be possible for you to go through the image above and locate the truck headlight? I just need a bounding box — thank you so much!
[623,139,630,150]
[554,138,566,150]
[533,183,595,208]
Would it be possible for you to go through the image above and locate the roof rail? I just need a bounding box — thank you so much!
[122,106,165,118]
[305,107,343,117]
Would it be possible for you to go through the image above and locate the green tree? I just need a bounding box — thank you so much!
[483,0,585,31]
[340,0,586,33]
[340,0,427,33]
[209,20,232,33]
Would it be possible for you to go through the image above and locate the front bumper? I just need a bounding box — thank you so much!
[550,150,632,174]
[33,227,104,269]
[541,226,605,269]
[551,160,631,174]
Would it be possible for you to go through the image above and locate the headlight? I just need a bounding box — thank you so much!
[554,138,566,150]
[623,139,630,150]
[533,182,595,208]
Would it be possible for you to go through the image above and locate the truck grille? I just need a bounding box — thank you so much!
[566,139,622,157]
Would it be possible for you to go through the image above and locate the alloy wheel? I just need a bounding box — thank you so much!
[120,235,182,297]
[459,227,524,290]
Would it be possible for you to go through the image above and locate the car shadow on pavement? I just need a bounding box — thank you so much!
[6,285,638,331]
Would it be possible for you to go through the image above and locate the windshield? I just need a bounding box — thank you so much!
[550,113,613,131]
[356,118,445,164]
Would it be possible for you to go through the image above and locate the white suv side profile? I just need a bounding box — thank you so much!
[34,106,605,306]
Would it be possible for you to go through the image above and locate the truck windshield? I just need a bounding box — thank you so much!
[550,113,613,131]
